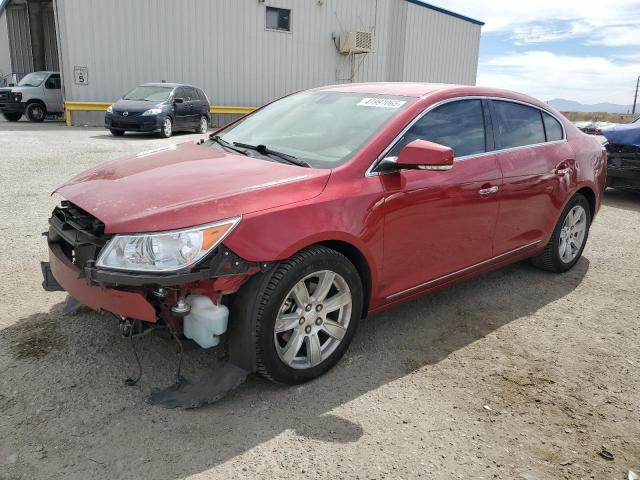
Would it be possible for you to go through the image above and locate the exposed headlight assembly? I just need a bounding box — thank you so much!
[106,104,113,113]
[142,108,162,116]
[96,217,241,272]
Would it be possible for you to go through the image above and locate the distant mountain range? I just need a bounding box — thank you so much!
[547,98,634,114]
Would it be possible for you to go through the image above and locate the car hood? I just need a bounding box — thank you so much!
[1,85,38,93]
[55,142,331,234]
[111,99,162,114]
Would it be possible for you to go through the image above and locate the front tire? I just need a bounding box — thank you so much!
[110,129,125,137]
[158,116,173,138]
[2,112,22,121]
[26,102,46,122]
[253,246,363,384]
[531,193,591,273]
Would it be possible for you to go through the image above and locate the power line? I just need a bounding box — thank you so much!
[632,75,639,114]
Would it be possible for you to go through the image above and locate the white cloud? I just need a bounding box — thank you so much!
[477,51,640,105]
[587,26,640,47]
[426,1,640,104]
[430,0,640,46]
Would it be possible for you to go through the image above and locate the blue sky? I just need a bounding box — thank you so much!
[428,1,640,105]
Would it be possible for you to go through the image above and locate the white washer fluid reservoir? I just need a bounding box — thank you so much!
[183,295,229,348]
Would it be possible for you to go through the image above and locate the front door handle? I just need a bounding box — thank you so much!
[479,186,499,196]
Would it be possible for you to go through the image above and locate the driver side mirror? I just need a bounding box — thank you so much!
[378,139,454,173]
[174,98,184,104]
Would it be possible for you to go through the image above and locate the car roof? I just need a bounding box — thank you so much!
[314,82,465,97]
[312,82,552,111]
[141,82,198,89]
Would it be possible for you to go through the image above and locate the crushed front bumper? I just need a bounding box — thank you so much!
[42,242,157,322]
[606,144,640,189]
[42,201,267,324]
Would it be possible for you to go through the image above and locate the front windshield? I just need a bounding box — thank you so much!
[217,92,414,168]
[123,86,173,102]
[18,72,48,87]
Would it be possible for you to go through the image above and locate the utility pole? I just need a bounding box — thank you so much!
[633,75,640,115]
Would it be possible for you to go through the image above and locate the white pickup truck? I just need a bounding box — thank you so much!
[0,71,63,122]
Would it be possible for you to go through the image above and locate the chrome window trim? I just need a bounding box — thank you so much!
[365,95,568,177]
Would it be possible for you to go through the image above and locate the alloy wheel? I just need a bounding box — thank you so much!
[274,270,352,370]
[199,117,208,133]
[163,118,172,137]
[558,205,587,263]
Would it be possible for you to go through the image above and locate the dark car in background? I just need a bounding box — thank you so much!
[601,116,640,190]
[105,83,210,138]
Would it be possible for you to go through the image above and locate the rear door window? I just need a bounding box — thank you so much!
[492,100,546,149]
[389,99,486,158]
[542,112,564,141]
[175,87,188,101]
[187,87,200,102]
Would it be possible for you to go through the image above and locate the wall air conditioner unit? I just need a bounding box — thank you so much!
[339,31,373,54]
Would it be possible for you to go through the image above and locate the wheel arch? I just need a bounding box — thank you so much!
[316,240,372,318]
[26,98,46,106]
[575,186,596,220]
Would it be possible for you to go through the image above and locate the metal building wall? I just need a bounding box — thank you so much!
[401,2,480,84]
[6,2,33,76]
[384,0,407,82]
[0,10,12,82]
[42,1,58,70]
[53,0,481,125]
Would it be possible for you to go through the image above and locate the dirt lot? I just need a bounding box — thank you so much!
[0,120,639,480]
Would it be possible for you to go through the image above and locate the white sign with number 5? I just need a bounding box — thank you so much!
[74,66,88,85]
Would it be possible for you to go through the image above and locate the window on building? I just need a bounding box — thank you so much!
[542,111,564,142]
[266,7,290,32]
[389,100,487,158]
[492,101,546,149]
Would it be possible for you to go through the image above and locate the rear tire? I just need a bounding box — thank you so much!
[531,193,591,273]
[195,115,208,134]
[26,102,46,122]
[251,246,363,385]
[110,129,125,137]
[2,112,22,121]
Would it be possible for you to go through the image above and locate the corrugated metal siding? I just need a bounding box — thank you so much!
[401,2,480,84]
[0,10,12,82]
[42,2,58,71]
[54,0,480,124]
[385,0,407,81]
[7,4,33,75]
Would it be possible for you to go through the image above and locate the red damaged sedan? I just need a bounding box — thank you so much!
[42,83,606,406]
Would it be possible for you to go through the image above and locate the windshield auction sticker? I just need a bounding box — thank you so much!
[357,98,407,109]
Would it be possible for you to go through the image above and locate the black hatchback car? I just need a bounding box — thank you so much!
[105,83,210,138]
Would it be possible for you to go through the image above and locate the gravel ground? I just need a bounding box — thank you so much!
[0,120,639,480]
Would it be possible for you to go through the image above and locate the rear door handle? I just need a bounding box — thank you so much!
[479,186,499,196]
